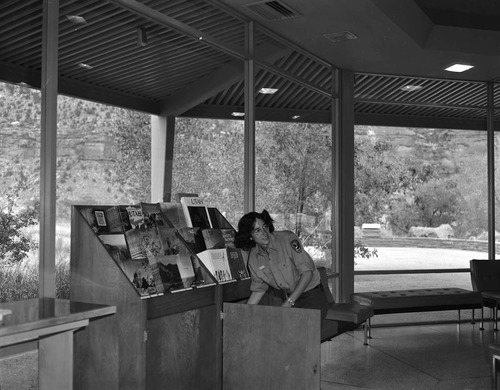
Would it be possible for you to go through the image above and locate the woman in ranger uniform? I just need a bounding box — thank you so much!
[235,209,328,319]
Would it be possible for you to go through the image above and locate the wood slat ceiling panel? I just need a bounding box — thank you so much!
[355,74,487,108]
[204,67,331,113]
[274,52,332,91]
[0,1,42,66]
[141,0,246,48]
[55,0,235,99]
[354,101,486,120]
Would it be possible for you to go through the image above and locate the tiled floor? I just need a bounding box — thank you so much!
[320,319,497,389]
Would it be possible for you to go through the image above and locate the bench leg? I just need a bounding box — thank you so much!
[481,306,485,331]
[458,309,461,324]
[472,308,476,324]
[363,322,369,346]
[495,306,499,332]
[493,355,498,390]
[367,317,372,339]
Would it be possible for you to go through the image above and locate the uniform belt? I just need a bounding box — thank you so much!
[306,283,322,292]
[268,283,321,299]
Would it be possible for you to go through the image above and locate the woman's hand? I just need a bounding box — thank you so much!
[281,300,293,308]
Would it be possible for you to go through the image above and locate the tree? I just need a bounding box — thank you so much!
[110,110,151,201]
[0,174,39,263]
[254,122,332,240]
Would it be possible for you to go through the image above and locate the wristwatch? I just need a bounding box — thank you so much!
[287,297,295,306]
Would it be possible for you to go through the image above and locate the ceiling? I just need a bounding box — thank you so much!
[1,0,500,130]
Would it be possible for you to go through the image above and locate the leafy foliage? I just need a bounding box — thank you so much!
[0,165,39,263]
[110,110,151,201]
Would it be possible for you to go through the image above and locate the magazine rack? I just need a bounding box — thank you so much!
[70,205,221,389]
[70,205,320,390]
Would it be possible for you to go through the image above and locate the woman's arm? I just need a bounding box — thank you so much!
[247,291,266,305]
[282,270,313,307]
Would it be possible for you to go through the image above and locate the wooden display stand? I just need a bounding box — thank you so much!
[70,206,221,389]
[70,205,320,390]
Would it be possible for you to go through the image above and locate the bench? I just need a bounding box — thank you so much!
[351,287,483,336]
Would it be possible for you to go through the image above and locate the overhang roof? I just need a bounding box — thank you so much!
[1,0,500,130]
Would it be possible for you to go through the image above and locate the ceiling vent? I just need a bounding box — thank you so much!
[244,1,301,21]
[323,31,358,43]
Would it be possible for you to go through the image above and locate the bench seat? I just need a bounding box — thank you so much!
[351,287,482,315]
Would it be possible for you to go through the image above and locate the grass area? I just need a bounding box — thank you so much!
[355,247,487,291]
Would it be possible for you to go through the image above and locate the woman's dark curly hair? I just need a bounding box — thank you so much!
[234,209,275,250]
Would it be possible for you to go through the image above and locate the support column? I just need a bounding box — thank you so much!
[39,0,59,298]
[333,69,355,302]
[151,115,175,202]
[487,82,495,259]
[151,115,175,203]
[244,21,255,213]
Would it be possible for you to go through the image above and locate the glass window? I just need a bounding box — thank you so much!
[354,126,488,293]
[0,82,40,302]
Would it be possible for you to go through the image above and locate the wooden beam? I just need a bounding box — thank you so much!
[0,61,160,114]
[160,42,292,117]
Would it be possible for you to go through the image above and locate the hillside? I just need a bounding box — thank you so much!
[0,81,492,224]
[0,82,136,218]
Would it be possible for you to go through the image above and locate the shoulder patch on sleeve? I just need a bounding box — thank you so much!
[290,239,302,253]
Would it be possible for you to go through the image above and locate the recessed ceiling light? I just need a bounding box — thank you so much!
[445,64,474,73]
[323,31,358,44]
[259,88,278,95]
[400,85,423,92]
[231,112,245,117]
[78,63,94,70]
[66,15,87,25]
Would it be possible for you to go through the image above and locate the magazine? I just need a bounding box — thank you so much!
[160,202,189,229]
[180,197,213,228]
[197,248,234,283]
[226,246,249,280]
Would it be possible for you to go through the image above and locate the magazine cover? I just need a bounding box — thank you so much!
[201,228,226,250]
[197,248,233,283]
[126,204,145,229]
[178,227,207,253]
[155,225,196,290]
[180,197,213,228]
[80,207,110,234]
[226,246,250,280]
[160,202,188,229]
[140,202,166,229]
[125,226,163,260]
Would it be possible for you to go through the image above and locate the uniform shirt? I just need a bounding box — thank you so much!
[248,230,320,294]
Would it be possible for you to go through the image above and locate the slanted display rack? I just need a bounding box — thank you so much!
[71,203,220,389]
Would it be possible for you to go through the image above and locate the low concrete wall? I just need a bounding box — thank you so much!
[362,237,500,255]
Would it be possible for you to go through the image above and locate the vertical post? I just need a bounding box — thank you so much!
[39,0,59,298]
[151,115,175,202]
[244,21,255,213]
[487,82,496,259]
[331,69,339,284]
[334,69,355,302]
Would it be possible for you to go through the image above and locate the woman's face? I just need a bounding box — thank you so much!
[251,218,270,248]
